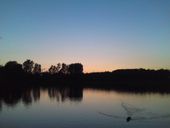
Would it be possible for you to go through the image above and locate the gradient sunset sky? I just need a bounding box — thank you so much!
[0,0,170,72]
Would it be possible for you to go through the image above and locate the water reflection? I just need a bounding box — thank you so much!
[0,87,170,128]
[48,87,83,102]
[0,86,170,111]
[0,88,40,107]
[0,87,83,109]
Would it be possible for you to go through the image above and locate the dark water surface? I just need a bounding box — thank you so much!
[0,87,170,128]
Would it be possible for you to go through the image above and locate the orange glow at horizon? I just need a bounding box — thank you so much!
[41,62,170,73]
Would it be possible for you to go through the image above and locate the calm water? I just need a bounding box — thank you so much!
[0,87,170,128]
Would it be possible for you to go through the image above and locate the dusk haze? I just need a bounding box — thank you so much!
[0,1,170,128]
[0,0,170,72]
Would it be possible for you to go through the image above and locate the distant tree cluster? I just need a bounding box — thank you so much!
[68,63,83,75]
[23,59,34,73]
[4,61,23,73]
[22,59,42,74]
[48,63,83,75]
[0,59,83,75]
[1,60,170,88]
[49,63,61,74]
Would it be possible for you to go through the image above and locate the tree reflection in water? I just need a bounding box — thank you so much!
[0,87,40,107]
[0,87,83,110]
[48,87,83,102]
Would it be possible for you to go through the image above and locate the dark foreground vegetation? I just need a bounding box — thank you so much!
[0,59,170,92]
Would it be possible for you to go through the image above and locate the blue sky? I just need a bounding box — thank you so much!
[0,0,170,72]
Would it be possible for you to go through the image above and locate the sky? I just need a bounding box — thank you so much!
[0,0,170,72]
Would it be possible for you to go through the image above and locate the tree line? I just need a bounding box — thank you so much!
[0,59,170,89]
[0,59,83,75]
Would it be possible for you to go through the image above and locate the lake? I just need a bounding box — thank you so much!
[0,87,170,128]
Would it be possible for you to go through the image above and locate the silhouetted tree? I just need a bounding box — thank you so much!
[68,63,83,75]
[49,63,61,74]
[23,59,34,73]
[5,61,17,67]
[0,65,3,68]
[49,65,57,74]
[4,61,23,73]
[33,63,41,74]
[56,63,61,72]
[59,63,69,74]
[0,65,3,73]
